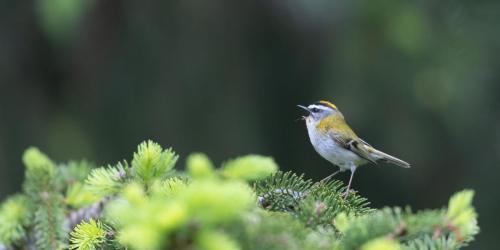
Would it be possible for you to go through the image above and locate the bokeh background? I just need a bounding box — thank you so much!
[1,0,499,248]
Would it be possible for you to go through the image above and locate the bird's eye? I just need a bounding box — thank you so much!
[310,108,320,113]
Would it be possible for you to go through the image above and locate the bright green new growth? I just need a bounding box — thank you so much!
[361,238,401,250]
[84,163,126,197]
[446,190,478,238]
[69,219,108,250]
[221,155,278,181]
[105,164,255,249]
[0,140,480,250]
[187,153,216,178]
[150,177,188,197]
[0,195,32,245]
[66,182,99,208]
[132,140,178,186]
[196,230,241,250]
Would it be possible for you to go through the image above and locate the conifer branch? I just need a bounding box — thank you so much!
[67,197,112,231]
[0,141,480,250]
[22,148,66,249]
[84,163,127,198]
[131,140,178,187]
[69,219,111,250]
[0,195,32,246]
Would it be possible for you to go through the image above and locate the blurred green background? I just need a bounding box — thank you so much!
[0,0,498,248]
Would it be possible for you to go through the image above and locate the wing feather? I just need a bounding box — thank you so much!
[329,131,410,168]
[330,134,378,164]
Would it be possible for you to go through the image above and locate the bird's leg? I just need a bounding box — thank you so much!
[343,165,357,198]
[320,169,341,184]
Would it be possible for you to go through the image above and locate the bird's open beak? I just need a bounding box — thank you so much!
[297,105,310,121]
[297,105,310,113]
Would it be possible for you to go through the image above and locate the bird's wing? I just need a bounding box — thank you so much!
[357,138,373,148]
[331,134,378,164]
[351,137,411,168]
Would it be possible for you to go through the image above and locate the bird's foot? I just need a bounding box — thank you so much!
[319,170,341,184]
[342,189,357,199]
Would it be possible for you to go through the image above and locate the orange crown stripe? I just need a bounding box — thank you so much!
[318,100,338,110]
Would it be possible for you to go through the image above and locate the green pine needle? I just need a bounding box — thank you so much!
[255,171,371,227]
[66,182,100,208]
[22,147,58,199]
[255,171,312,211]
[132,140,178,184]
[70,219,109,250]
[0,142,480,250]
[0,195,32,246]
[33,194,66,250]
[186,153,215,178]
[221,155,278,181]
[60,160,94,184]
[84,164,126,197]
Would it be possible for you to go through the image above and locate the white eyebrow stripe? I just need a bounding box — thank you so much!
[307,104,331,111]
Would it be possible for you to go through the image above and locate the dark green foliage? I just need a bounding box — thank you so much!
[255,172,371,227]
[338,208,404,250]
[255,171,312,211]
[59,160,94,186]
[23,147,59,200]
[334,193,478,250]
[231,211,336,250]
[0,141,479,250]
[296,180,372,227]
[33,194,66,250]
[22,148,67,249]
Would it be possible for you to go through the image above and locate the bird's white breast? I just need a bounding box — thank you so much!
[305,118,365,170]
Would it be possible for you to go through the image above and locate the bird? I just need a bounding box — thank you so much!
[298,100,410,197]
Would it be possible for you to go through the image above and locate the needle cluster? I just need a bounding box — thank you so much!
[0,140,478,250]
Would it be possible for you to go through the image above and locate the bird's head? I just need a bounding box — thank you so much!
[297,100,343,124]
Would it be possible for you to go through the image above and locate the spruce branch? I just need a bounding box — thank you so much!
[231,210,336,250]
[403,234,459,250]
[361,237,401,250]
[22,148,66,250]
[297,180,372,227]
[255,171,312,211]
[22,147,58,200]
[67,197,112,230]
[33,192,66,250]
[0,195,32,246]
[150,177,188,197]
[196,230,241,250]
[0,141,480,250]
[186,153,216,179]
[84,163,127,198]
[255,171,371,227]
[445,189,478,242]
[334,190,478,250]
[59,160,94,186]
[131,140,178,186]
[66,182,100,208]
[69,219,111,250]
[221,155,278,181]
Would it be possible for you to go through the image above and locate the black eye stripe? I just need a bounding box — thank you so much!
[311,107,320,113]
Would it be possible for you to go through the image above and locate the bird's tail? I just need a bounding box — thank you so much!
[372,149,410,168]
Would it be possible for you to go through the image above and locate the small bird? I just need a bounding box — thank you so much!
[298,100,410,197]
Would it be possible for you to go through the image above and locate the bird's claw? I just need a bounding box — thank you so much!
[342,189,357,199]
